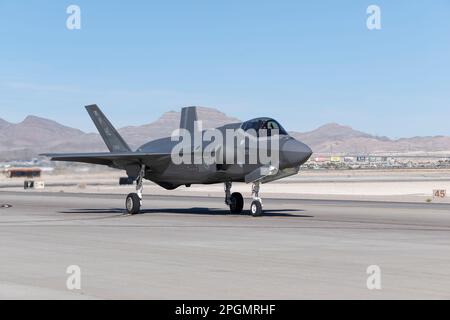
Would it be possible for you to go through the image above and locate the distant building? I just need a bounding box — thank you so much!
[4,167,41,178]
[356,156,366,162]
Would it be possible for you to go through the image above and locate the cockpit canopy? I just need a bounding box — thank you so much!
[241,118,288,136]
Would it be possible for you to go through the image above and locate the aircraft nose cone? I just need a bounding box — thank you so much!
[281,139,313,167]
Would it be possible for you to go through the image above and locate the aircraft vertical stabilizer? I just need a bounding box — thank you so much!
[85,104,132,153]
[179,106,199,135]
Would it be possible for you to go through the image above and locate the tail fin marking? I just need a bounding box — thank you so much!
[85,104,131,153]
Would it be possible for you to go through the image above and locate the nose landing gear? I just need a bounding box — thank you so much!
[126,193,141,215]
[250,181,263,217]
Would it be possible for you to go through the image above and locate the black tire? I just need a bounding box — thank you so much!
[250,200,263,217]
[126,193,141,214]
[229,192,244,214]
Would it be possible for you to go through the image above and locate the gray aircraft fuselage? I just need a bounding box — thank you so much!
[134,121,312,190]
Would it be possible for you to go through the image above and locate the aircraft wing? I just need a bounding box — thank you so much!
[41,152,171,166]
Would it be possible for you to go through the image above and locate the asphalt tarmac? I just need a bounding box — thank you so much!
[0,191,449,299]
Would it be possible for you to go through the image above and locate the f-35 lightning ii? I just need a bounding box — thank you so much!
[43,105,312,216]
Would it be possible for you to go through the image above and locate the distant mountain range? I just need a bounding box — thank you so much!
[1,107,450,161]
[290,124,450,155]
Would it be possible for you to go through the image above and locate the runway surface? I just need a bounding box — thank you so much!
[1,191,450,299]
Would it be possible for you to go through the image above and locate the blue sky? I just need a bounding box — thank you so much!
[0,0,449,138]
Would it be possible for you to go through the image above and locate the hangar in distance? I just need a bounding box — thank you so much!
[43,105,312,216]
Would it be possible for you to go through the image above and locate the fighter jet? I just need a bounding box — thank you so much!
[43,105,312,216]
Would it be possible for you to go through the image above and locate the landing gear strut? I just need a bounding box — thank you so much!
[126,165,145,215]
[224,182,244,214]
[250,181,263,217]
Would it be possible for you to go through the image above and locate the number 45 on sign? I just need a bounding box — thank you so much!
[433,190,447,199]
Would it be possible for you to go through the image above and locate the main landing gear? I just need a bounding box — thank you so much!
[126,165,145,215]
[224,181,263,217]
[224,181,244,214]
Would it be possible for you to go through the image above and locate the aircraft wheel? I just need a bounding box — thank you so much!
[229,192,244,214]
[126,193,141,215]
[250,200,263,217]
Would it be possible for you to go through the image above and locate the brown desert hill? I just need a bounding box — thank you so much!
[0,115,85,150]
[291,123,450,154]
[0,118,11,130]
[0,115,103,161]
[292,123,373,145]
